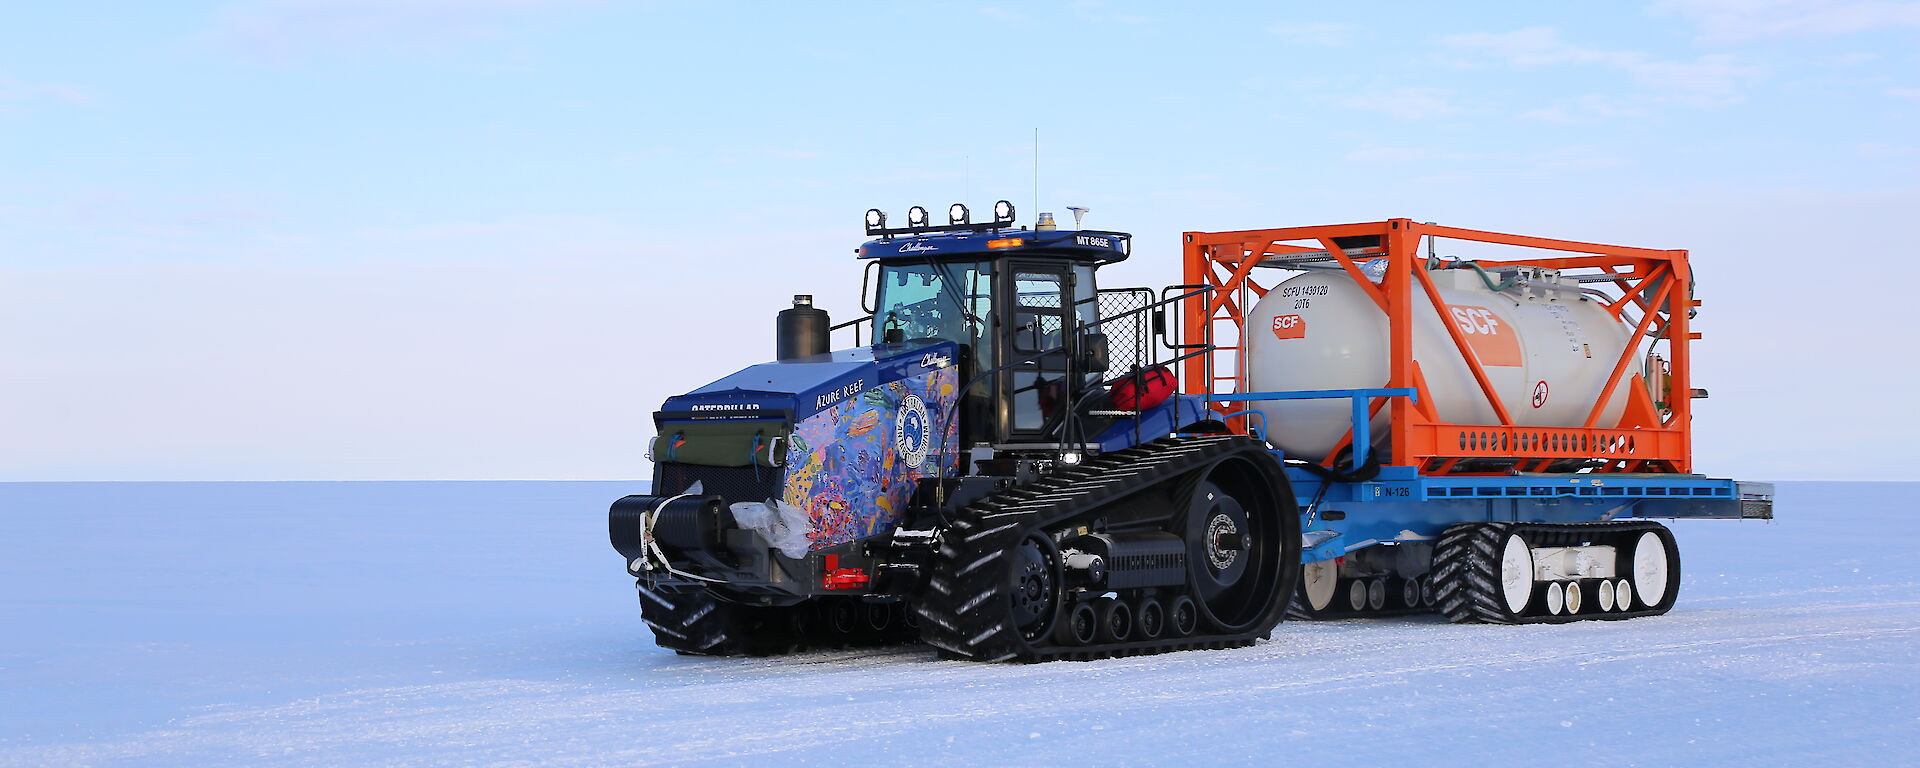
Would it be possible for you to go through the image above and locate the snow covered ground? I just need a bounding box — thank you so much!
[2,480,1915,766]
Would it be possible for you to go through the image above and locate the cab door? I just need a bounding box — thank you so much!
[999,263,1075,441]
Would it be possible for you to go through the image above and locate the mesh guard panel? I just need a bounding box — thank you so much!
[653,462,785,504]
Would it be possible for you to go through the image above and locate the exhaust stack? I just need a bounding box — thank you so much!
[776,294,830,361]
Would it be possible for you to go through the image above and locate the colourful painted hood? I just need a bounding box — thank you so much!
[656,340,958,426]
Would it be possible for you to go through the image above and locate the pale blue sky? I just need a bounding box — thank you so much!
[3,1,1917,480]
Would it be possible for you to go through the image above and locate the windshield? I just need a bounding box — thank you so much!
[874,260,994,350]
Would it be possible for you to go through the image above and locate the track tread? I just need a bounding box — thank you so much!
[637,585,913,656]
[912,435,1295,662]
[1430,520,1681,625]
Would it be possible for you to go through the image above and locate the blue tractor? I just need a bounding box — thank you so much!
[609,202,1771,662]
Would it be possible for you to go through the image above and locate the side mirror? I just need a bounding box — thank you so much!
[1081,333,1110,374]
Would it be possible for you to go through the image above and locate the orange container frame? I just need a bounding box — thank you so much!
[1180,219,1695,475]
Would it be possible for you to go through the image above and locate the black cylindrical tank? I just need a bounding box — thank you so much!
[776,294,830,361]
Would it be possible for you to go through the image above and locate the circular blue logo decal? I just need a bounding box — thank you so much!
[895,393,931,469]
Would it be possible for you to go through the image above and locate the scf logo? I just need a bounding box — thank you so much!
[1449,306,1502,335]
[1445,304,1522,367]
[1271,314,1306,340]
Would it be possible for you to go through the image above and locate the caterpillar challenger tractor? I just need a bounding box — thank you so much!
[609,202,1772,662]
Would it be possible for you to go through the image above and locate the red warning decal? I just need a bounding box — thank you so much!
[1531,380,1549,409]
[1446,305,1523,367]
[1271,314,1306,340]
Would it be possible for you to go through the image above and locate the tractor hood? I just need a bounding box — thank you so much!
[656,339,959,425]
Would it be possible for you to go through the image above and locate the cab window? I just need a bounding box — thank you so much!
[874,260,994,355]
[1008,266,1070,434]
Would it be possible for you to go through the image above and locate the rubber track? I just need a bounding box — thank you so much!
[1431,520,1679,625]
[912,435,1284,662]
[637,584,913,656]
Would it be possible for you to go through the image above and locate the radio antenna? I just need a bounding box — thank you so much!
[1032,127,1039,222]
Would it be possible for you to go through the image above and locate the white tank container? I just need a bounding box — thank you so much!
[1246,264,1635,462]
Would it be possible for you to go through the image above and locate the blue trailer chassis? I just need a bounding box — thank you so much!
[1202,389,1773,566]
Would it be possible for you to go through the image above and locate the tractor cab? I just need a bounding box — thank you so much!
[858,203,1131,448]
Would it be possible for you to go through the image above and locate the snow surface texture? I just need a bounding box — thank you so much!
[2,481,1915,766]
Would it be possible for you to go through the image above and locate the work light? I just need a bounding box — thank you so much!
[907,206,930,228]
[865,209,886,232]
[993,200,1015,224]
[949,203,969,225]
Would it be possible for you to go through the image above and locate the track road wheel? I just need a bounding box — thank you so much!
[1098,599,1133,643]
[1431,523,1534,624]
[1182,457,1300,635]
[1623,528,1681,614]
[865,602,894,632]
[1136,598,1166,640]
[827,599,859,638]
[1058,602,1098,645]
[1168,595,1198,637]
[636,583,799,657]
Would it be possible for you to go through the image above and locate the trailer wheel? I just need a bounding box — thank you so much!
[1631,531,1671,607]
[1620,527,1682,614]
[1304,561,1338,611]
[1400,576,1423,609]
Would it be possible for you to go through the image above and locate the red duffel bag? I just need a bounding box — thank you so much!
[1108,366,1175,411]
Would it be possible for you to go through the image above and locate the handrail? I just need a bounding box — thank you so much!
[1205,388,1419,469]
[829,314,872,346]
